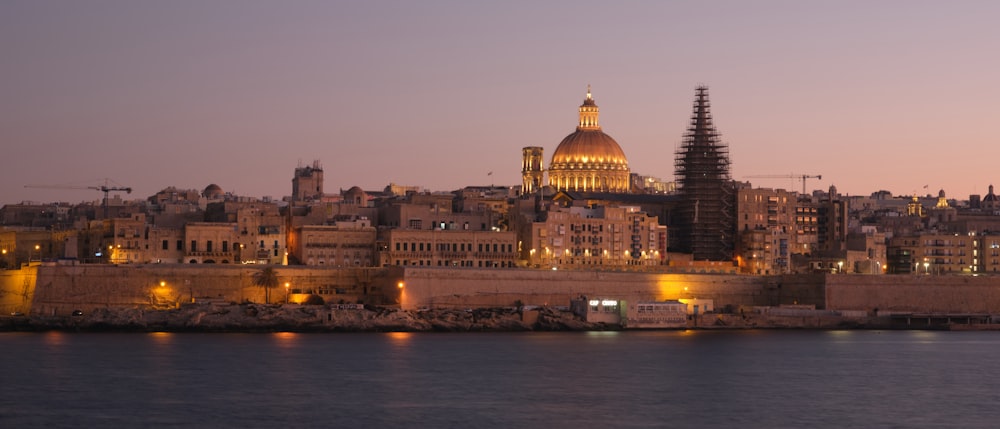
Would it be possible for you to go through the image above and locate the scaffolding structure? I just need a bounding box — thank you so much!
[673,86,735,261]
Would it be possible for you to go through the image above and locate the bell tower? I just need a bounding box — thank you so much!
[521,146,544,195]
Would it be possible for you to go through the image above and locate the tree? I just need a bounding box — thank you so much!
[252,266,279,304]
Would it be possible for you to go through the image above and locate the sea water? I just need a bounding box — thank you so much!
[2,330,999,428]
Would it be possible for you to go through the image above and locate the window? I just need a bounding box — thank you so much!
[222,241,229,252]
[191,240,197,252]
[162,240,169,250]
[177,240,183,251]
[206,241,213,252]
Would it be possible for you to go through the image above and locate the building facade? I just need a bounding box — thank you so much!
[292,223,377,267]
[379,229,517,268]
[521,205,665,270]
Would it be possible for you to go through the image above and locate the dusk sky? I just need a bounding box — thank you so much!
[2,1,998,205]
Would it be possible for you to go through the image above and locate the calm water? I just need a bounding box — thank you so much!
[2,330,1000,428]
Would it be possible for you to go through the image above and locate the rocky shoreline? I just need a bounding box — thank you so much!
[4,303,972,333]
[0,303,611,333]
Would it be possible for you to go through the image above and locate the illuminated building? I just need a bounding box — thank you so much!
[521,204,664,270]
[547,86,630,193]
[521,146,544,195]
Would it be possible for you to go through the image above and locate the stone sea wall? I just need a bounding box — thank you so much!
[5,264,1000,326]
[825,274,1000,313]
[396,267,781,310]
[2,264,399,316]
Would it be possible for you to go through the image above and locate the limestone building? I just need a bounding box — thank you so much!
[521,204,665,270]
[183,222,240,264]
[379,229,517,268]
[887,233,976,274]
[293,222,377,267]
[735,186,796,274]
[291,160,324,202]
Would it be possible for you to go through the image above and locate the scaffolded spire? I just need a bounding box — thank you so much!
[673,86,734,260]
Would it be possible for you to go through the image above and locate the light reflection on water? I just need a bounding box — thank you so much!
[2,330,1000,428]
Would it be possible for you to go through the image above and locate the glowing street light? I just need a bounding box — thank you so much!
[284,282,291,303]
[837,261,843,274]
[28,244,42,262]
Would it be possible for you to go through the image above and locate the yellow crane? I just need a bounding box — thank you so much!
[744,174,822,195]
[24,181,132,218]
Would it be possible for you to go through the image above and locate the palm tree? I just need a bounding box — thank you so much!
[252,266,279,304]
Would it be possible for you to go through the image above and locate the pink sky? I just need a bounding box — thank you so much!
[2,1,998,205]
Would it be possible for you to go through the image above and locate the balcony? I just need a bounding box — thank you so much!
[186,251,233,258]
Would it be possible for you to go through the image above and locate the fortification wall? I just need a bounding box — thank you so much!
[395,268,781,310]
[17,264,1000,316]
[0,267,37,315]
[25,264,396,316]
[825,274,1000,313]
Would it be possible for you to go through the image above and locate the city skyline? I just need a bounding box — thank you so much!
[3,1,999,204]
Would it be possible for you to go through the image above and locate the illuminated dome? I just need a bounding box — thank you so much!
[548,87,630,193]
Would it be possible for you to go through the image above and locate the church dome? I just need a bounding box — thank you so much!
[984,185,997,202]
[202,184,224,199]
[343,186,367,205]
[551,130,628,167]
[547,87,630,193]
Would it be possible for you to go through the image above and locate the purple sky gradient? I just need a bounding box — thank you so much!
[2,1,999,205]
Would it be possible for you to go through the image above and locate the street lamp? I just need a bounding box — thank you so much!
[837,261,843,274]
[924,261,930,274]
[284,282,290,303]
[29,244,41,262]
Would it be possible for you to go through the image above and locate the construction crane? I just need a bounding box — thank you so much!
[24,182,132,218]
[743,174,822,195]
